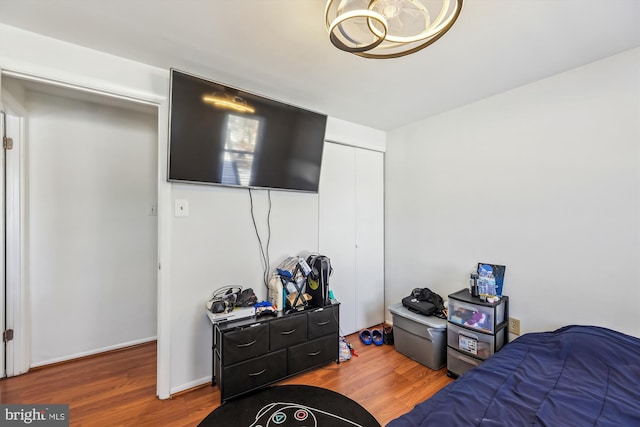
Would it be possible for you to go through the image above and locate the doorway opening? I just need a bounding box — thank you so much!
[0,75,159,382]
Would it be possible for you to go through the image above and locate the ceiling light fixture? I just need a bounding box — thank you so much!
[325,0,463,59]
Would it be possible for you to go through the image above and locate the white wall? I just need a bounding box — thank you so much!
[385,48,640,337]
[0,24,386,396]
[168,184,321,391]
[19,86,158,366]
[168,118,385,392]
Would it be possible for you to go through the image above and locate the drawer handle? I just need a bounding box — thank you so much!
[237,340,257,348]
[307,350,321,357]
[316,320,331,326]
[248,369,266,377]
[281,329,297,335]
[460,332,478,340]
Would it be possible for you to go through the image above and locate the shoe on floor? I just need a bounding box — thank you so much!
[372,329,384,346]
[383,326,394,345]
[359,329,373,345]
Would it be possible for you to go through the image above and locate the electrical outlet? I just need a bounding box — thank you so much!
[508,317,521,335]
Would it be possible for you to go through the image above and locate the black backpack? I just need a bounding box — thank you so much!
[305,254,333,307]
[402,287,446,318]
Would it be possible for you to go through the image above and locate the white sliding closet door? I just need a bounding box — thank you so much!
[319,142,384,335]
[354,148,384,330]
[319,143,356,334]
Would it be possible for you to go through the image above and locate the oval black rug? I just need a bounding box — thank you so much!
[199,385,381,427]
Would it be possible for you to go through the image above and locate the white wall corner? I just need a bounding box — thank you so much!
[325,116,386,152]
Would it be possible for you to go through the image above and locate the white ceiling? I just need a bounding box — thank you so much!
[0,0,638,131]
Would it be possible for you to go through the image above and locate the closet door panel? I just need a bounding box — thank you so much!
[318,143,357,334]
[355,149,384,330]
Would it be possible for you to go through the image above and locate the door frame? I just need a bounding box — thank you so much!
[5,110,27,377]
[0,108,5,378]
[0,88,28,377]
[0,68,172,399]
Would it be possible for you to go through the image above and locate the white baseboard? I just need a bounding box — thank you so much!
[30,336,157,368]
[170,376,211,396]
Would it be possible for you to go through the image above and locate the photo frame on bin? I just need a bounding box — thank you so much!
[477,263,506,297]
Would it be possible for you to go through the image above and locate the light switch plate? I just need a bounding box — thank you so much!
[175,199,189,217]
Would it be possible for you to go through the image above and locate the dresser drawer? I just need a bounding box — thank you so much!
[288,333,337,374]
[222,349,287,400]
[448,298,505,334]
[447,347,481,378]
[211,303,340,403]
[270,313,307,351]
[222,323,269,365]
[447,323,505,360]
[307,306,338,339]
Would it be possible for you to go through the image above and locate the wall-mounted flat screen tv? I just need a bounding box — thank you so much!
[168,69,327,192]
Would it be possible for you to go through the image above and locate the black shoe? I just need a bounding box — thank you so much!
[383,326,394,345]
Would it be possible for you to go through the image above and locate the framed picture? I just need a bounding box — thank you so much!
[477,263,506,297]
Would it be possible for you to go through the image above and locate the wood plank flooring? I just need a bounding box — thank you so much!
[0,327,453,426]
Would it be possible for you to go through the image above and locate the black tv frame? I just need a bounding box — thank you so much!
[167,69,327,193]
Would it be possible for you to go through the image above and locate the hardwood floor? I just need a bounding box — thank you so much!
[0,327,453,426]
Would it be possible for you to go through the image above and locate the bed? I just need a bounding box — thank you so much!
[387,325,640,426]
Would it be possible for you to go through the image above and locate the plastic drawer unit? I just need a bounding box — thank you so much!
[446,347,482,375]
[388,303,448,370]
[446,289,509,378]
[447,322,506,360]
[448,296,506,334]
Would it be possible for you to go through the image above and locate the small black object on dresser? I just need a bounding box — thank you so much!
[211,302,340,402]
[446,289,509,378]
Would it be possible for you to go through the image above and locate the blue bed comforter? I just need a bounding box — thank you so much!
[387,325,640,427]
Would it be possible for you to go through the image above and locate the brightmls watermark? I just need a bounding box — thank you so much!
[1,405,68,426]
